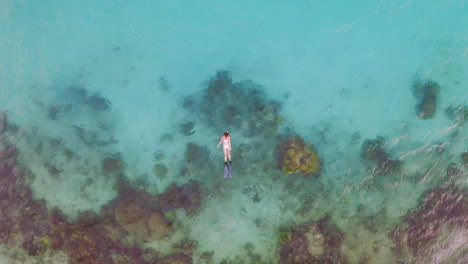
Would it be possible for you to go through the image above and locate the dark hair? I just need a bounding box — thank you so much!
[223,131,228,136]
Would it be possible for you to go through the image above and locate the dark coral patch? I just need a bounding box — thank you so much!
[184,142,210,165]
[153,163,169,178]
[157,253,193,264]
[47,104,72,120]
[157,180,202,216]
[102,153,125,174]
[412,79,440,119]
[84,94,112,112]
[461,151,468,167]
[65,86,88,104]
[391,187,468,259]
[205,70,233,97]
[279,216,348,264]
[445,105,468,125]
[186,70,282,138]
[279,235,314,263]
[110,183,173,242]
[179,122,195,136]
[361,136,402,175]
[0,111,8,132]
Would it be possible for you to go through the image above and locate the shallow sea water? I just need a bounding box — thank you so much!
[0,0,467,263]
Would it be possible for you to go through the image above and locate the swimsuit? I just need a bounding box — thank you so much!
[223,139,230,149]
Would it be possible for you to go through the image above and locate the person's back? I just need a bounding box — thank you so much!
[217,131,232,164]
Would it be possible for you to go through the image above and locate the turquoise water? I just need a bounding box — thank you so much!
[0,0,467,263]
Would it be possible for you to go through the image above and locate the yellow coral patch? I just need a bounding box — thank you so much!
[278,231,293,244]
[42,235,51,247]
[279,136,320,175]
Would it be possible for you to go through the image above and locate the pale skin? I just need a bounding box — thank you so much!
[217,134,232,162]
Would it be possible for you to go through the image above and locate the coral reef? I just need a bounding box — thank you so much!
[462,151,468,167]
[49,210,124,263]
[278,216,348,264]
[153,163,169,178]
[171,238,198,254]
[412,79,440,119]
[147,211,172,240]
[112,184,173,242]
[114,196,151,238]
[102,153,125,174]
[157,180,202,216]
[0,111,7,132]
[158,76,170,91]
[184,70,282,138]
[47,104,72,120]
[391,187,468,262]
[275,136,321,176]
[180,122,195,135]
[445,105,468,126]
[446,162,461,179]
[63,86,111,112]
[153,150,166,161]
[73,125,118,147]
[157,253,193,264]
[64,86,89,104]
[361,136,402,175]
[184,142,210,166]
[0,114,195,263]
[277,231,293,245]
[200,251,214,262]
[0,121,150,263]
[0,121,51,256]
[84,93,112,112]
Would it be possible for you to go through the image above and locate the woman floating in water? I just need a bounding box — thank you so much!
[217,131,232,165]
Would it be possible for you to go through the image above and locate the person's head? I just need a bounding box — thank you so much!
[223,131,229,137]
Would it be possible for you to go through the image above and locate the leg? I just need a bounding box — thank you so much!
[228,149,232,162]
[223,148,228,162]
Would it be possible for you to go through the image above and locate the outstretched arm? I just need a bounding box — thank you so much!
[217,137,222,148]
